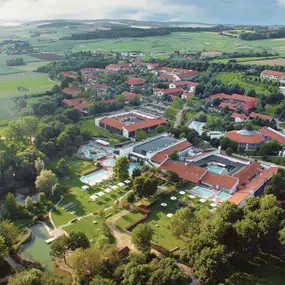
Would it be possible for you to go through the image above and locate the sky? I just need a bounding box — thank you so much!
[0,0,285,25]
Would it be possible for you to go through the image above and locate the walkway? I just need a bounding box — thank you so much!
[5,256,18,269]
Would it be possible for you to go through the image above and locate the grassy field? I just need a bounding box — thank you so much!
[215,72,271,94]
[212,56,281,64]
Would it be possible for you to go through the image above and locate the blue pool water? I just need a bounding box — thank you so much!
[129,163,140,173]
[216,191,231,201]
[103,158,116,167]
[81,169,110,185]
[207,165,224,174]
[191,186,215,199]
[188,121,205,135]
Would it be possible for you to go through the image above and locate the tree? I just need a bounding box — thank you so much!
[34,157,45,175]
[56,158,71,177]
[0,220,19,249]
[156,125,166,134]
[50,234,70,266]
[170,150,179,161]
[35,170,58,195]
[68,230,90,251]
[132,167,141,179]
[133,172,158,197]
[37,192,46,204]
[193,245,231,285]
[170,208,193,237]
[25,196,34,211]
[225,147,233,156]
[135,130,147,141]
[2,193,19,220]
[0,236,8,265]
[166,170,180,183]
[113,156,130,181]
[51,183,65,199]
[69,248,101,279]
[90,276,116,285]
[278,227,285,247]
[132,224,153,252]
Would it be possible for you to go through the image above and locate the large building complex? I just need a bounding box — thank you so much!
[95,111,166,139]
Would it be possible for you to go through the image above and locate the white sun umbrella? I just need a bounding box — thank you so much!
[118,182,125,187]
[167,213,173,218]
[124,179,131,184]
[211,198,217,202]
[199,199,206,203]
[189,195,195,199]
[111,185,118,190]
[104,188,112,193]
[161,203,167,207]
[81,185,89,190]
[210,203,217,207]
[170,196,177,201]
[179,191,186,195]
[97,191,105,196]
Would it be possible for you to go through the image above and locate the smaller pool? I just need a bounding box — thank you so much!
[216,191,231,201]
[129,163,140,173]
[103,158,116,167]
[81,169,110,185]
[207,165,224,174]
[191,186,214,199]
[188,121,205,135]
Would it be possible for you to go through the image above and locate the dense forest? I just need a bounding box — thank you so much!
[62,26,229,40]
[240,28,285,40]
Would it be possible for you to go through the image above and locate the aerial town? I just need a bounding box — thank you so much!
[0,16,285,285]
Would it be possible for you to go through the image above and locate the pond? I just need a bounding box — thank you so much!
[20,223,54,271]
[20,223,69,276]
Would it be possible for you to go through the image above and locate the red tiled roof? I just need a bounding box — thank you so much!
[249,112,274,122]
[100,117,125,130]
[219,102,237,111]
[151,141,192,164]
[122,91,142,101]
[231,113,248,120]
[171,81,198,87]
[125,118,166,132]
[61,71,75,77]
[211,93,232,100]
[231,94,259,104]
[62,98,85,107]
[85,75,99,81]
[160,160,207,184]
[176,70,200,78]
[106,63,127,69]
[160,88,184,95]
[260,127,285,145]
[201,172,239,190]
[159,74,175,80]
[228,167,279,205]
[262,70,285,77]
[125,77,146,85]
[226,130,265,144]
[234,161,262,186]
[62,88,81,96]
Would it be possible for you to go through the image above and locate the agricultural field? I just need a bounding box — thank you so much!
[212,56,281,64]
[241,58,285,65]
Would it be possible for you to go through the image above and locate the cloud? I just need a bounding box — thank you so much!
[0,0,205,22]
[279,0,285,5]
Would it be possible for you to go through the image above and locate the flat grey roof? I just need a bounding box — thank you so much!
[134,136,177,156]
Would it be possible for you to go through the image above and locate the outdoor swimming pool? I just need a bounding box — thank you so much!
[81,169,111,185]
[188,121,205,135]
[103,158,116,167]
[216,191,232,201]
[129,162,140,173]
[191,186,215,199]
[207,165,224,174]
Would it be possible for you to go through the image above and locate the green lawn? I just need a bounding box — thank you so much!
[215,72,270,94]
[115,211,144,230]
[64,215,105,240]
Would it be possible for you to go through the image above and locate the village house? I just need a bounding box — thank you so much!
[125,77,146,91]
